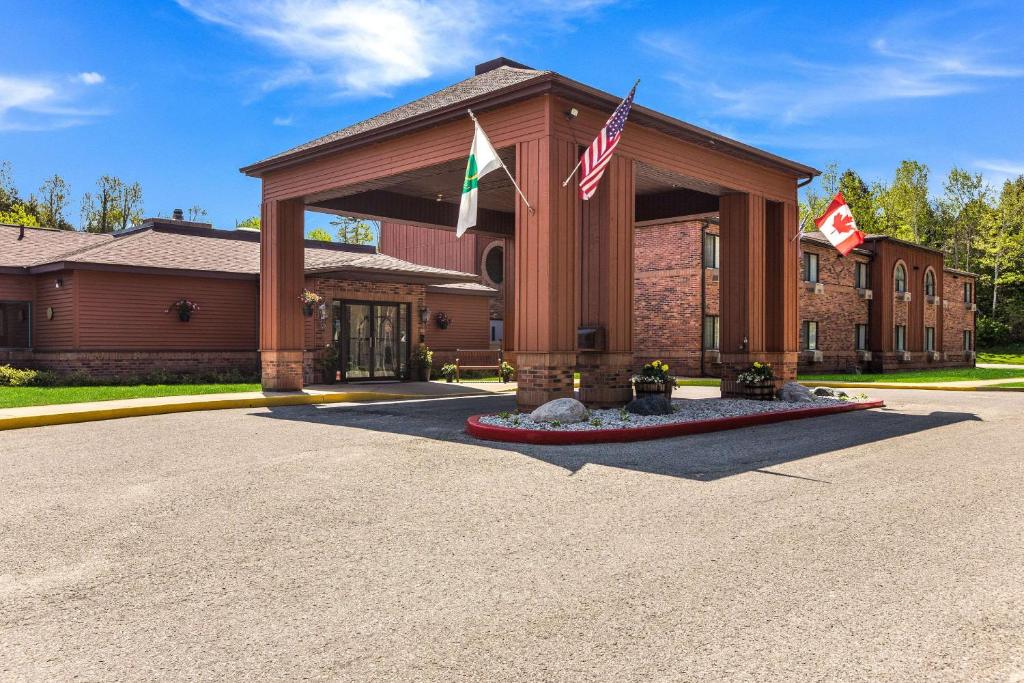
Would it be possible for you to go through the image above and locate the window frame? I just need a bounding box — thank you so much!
[963,329,973,351]
[803,252,819,283]
[925,326,935,352]
[894,263,907,293]
[703,314,720,351]
[924,269,936,297]
[703,232,720,270]
[855,324,868,351]
[894,325,907,352]
[855,261,869,289]
[963,281,973,303]
[801,320,819,351]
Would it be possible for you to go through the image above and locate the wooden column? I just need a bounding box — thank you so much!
[502,234,516,363]
[260,197,306,391]
[719,192,798,396]
[577,155,635,407]
[513,134,578,411]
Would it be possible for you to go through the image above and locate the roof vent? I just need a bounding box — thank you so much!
[172,208,184,221]
[475,57,532,75]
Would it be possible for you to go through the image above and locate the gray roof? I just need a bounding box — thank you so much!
[0,223,479,283]
[800,230,871,256]
[255,66,549,167]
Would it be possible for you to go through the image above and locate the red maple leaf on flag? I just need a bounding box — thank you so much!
[832,212,855,234]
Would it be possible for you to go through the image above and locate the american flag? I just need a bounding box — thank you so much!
[579,82,638,200]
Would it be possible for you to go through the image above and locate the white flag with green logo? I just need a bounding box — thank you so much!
[457,121,503,237]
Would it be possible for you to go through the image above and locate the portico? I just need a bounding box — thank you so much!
[242,58,817,409]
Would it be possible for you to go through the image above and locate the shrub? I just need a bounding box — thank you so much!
[498,361,515,382]
[440,363,458,380]
[977,316,1011,347]
[412,344,433,369]
[0,364,40,387]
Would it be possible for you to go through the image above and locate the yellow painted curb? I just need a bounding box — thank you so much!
[0,391,423,432]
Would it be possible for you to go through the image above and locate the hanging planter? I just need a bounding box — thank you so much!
[434,311,452,330]
[167,299,199,322]
[299,289,323,318]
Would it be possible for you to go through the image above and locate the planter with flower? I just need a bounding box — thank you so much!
[299,289,323,317]
[434,311,452,330]
[736,361,775,400]
[440,363,459,383]
[167,299,199,322]
[498,360,516,383]
[632,360,674,400]
[411,344,433,381]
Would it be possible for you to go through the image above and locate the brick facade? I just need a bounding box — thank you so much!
[16,351,258,380]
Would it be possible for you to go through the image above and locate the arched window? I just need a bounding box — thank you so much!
[924,269,936,297]
[481,242,504,286]
[894,263,907,293]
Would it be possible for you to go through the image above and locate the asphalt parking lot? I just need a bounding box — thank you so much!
[1,388,1022,681]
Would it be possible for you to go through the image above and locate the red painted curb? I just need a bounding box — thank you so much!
[465,400,886,445]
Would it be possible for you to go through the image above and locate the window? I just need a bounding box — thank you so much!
[894,325,907,352]
[482,243,504,285]
[924,269,936,297]
[703,315,720,350]
[894,264,907,293]
[804,252,819,283]
[963,282,973,303]
[925,326,935,352]
[801,321,818,351]
[855,262,869,289]
[703,232,719,269]
[489,319,503,344]
[0,302,31,348]
[963,330,973,351]
[855,324,868,351]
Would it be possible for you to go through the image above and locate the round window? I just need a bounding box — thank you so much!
[484,245,504,285]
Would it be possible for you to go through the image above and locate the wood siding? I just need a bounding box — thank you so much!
[379,223,479,272]
[74,270,258,350]
[33,271,75,350]
[260,198,306,351]
[0,273,34,301]
[424,292,491,350]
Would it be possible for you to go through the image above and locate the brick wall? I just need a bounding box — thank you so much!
[797,243,871,373]
[942,270,977,364]
[22,350,258,380]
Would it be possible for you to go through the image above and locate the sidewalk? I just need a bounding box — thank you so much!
[0,381,516,431]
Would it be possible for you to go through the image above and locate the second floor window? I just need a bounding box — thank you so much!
[894,264,907,293]
[925,326,935,352]
[703,315,720,350]
[801,320,819,351]
[855,324,868,351]
[855,262,869,289]
[895,325,907,352]
[804,252,819,283]
[704,232,719,269]
[924,270,936,297]
[963,282,973,303]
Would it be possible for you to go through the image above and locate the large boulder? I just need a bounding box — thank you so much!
[529,397,589,424]
[625,395,674,416]
[778,381,814,403]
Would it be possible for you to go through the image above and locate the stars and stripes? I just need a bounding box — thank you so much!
[578,81,638,200]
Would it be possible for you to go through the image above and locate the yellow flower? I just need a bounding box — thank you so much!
[662,365,669,372]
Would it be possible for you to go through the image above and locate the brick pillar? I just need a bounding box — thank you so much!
[260,197,305,391]
[513,132,578,412]
[577,155,635,407]
[719,193,798,397]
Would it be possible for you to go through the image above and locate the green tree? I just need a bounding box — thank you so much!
[0,203,40,227]
[937,167,986,272]
[236,216,260,229]
[38,174,73,230]
[976,177,1024,318]
[81,175,143,233]
[799,162,840,230]
[187,205,208,222]
[307,227,333,242]
[331,216,377,244]
[875,160,934,243]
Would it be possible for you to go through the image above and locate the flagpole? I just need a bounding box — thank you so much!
[561,78,640,187]
[467,110,535,215]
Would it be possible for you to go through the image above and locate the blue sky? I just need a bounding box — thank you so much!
[2,0,1022,231]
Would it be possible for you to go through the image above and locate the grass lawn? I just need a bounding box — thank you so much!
[675,377,723,387]
[0,383,261,409]
[799,367,1024,383]
[977,344,1024,365]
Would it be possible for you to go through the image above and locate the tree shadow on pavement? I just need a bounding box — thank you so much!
[254,394,982,481]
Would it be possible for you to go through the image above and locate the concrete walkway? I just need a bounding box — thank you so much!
[0,381,515,431]
[978,362,1024,369]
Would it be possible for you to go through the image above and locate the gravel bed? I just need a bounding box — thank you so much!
[479,397,867,431]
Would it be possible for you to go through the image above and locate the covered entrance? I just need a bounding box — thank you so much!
[245,57,817,408]
[332,300,410,381]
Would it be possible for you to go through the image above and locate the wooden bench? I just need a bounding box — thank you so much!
[455,349,504,381]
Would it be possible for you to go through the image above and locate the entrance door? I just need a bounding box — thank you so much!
[335,301,409,381]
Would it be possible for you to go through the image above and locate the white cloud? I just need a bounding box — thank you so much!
[974,159,1024,176]
[77,71,105,85]
[0,73,108,132]
[177,0,617,96]
[272,115,294,126]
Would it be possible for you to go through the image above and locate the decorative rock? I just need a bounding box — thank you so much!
[813,386,848,398]
[778,381,814,403]
[625,395,674,416]
[529,397,589,424]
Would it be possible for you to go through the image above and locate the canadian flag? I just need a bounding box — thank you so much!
[814,192,865,256]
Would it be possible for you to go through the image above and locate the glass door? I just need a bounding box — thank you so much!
[337,301,409,381]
